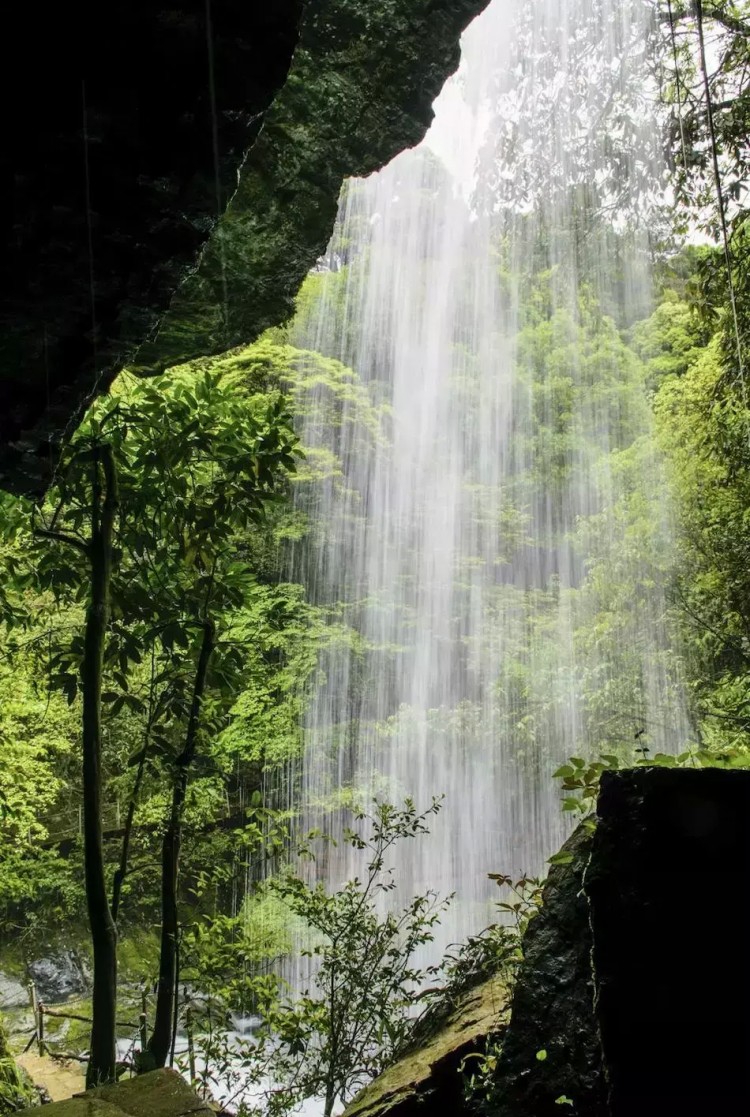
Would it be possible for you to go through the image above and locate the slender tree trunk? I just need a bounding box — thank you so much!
[112,650,156,924]
[324,1083,336,1117]
[147,619,215,1069]
[84,445,119,1087]
[110,741,148,924]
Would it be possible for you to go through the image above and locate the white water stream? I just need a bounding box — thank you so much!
[287,0,690,959]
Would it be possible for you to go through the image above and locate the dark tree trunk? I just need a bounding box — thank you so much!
[147,618,215,1069]
[84,445,119,1087]
[112,651,157,924]
[110,740,148,924]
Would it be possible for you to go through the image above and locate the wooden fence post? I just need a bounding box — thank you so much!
[139,1012,148,1053]
[26,983,39,1054]
[185,1006,196,1083]
[37,1001,45,1056]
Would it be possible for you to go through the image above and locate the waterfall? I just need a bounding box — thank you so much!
[287,0,690,956]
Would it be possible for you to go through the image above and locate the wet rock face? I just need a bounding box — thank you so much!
[136,0,494,376]
[1,0,489,496]
[586,768,750,1117]
[489,825,605,1117]
[27,951,90,1004]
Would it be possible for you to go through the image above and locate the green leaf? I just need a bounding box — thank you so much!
[561,797,582,813]
[552,764,575,779]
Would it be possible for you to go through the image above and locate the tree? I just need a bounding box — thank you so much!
[477,0,669,245]
[269,799,448,1117]
[656,0,750,379]
[31,426,121,1086]
[658,0,750,234]
[23,364,299,1082]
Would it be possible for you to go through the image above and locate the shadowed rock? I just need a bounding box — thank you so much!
[489,824,604,1117]
[587,768,750,1117]
[1,0,489,495]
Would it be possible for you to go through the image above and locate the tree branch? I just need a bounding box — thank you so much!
[33,527,90,556]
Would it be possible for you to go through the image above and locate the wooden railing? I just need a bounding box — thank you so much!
[21,980,197,1077]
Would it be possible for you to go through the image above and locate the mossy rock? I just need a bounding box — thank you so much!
[18,1069,213,1116]
[344,974,508,1116]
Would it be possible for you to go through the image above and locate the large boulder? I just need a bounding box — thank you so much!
[0,971,29,1011]
[348,770,750,1117]
[586,768,750,1117]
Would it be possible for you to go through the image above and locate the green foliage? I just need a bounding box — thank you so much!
[0,648,85,932]
[630,286,709,388]
[480,0,667,239]
[0,1060,36,1114]
[431,873,541,1018]
[0,359,316,957]
[186,799,448,1117]
[553,738,750,825]
[651,289,750,762]
[0,1018,36,1113]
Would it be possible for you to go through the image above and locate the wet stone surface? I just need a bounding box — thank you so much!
[27,952,90,1004]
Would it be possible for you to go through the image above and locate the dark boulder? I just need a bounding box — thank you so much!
[346,770,750,1117]
[586,768,750,1117]
[27,951,90,1004]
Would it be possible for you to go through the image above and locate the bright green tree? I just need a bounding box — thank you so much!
[15,365,298,1083]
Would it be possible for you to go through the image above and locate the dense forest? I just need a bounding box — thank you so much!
[1,0,750,1114]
